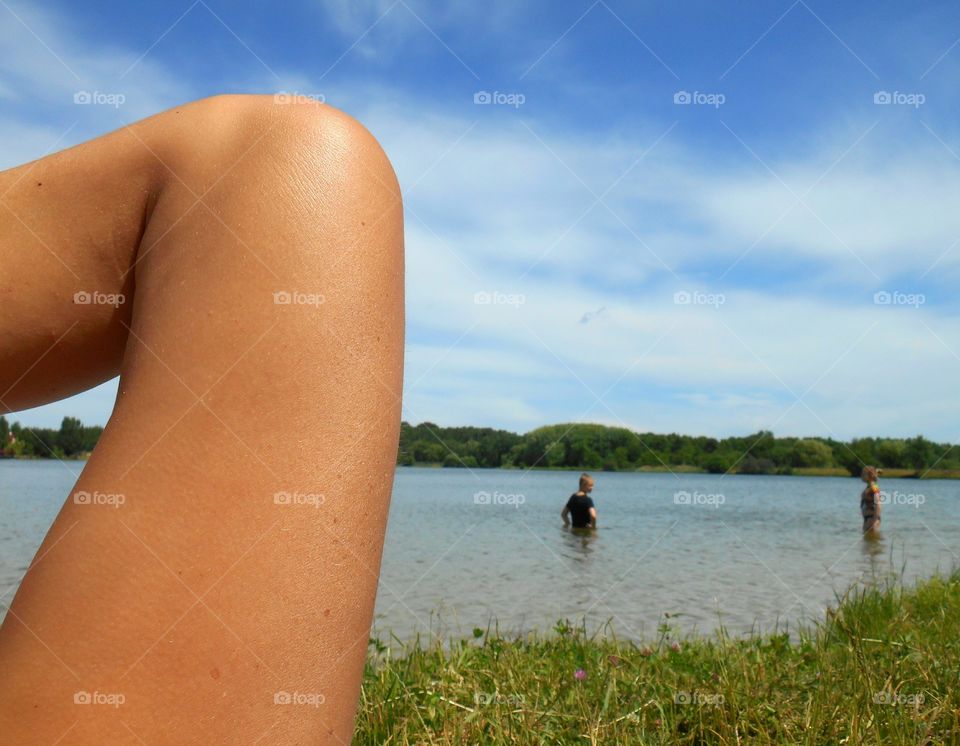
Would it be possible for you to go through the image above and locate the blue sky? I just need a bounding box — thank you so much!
[3,0,960,441]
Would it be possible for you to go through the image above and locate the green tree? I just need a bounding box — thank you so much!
[790,439,834,468]
[58,417,85,456]
[704,452,736,474]
[875,439,906,469]
[904,435,935,472]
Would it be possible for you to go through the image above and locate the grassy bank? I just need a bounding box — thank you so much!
[357,572,960,744]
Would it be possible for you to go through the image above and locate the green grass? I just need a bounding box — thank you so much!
[356,572,960,744]
[791,466,855,477]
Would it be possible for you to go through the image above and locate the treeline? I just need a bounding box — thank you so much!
[399,421,958,476]
[3,415,955,476]
[1,416,102,459]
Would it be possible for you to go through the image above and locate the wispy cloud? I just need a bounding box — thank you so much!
[4,0,959,442]
[0,0,194,147]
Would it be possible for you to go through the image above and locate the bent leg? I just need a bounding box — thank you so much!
[0,95,404,743]
[0,108,160,411]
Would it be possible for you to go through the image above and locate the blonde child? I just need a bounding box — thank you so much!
[860,465,883,534]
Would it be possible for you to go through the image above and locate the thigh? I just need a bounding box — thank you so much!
[0,110,159,411]
[0,95,404,744]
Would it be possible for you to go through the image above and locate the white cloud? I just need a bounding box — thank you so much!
[398,214,960,438]
[0,0,195,126]
[320,0,402,41]
[342,88,960,291]
[4,21,959,441]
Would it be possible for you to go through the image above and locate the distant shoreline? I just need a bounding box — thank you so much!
[7,417,958,477]
[0,454,90,461]
[399,462,960,479]
[4,455,957,480]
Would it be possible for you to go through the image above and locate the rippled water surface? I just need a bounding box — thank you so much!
[2,461,958,640]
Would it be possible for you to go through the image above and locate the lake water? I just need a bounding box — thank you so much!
[2,461,958,641]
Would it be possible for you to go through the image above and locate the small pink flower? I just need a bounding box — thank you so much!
[670,641,681,653]
[654,718,662,727]
[639,646,653,657]
[574,668,587,681]
[608,655,621,667]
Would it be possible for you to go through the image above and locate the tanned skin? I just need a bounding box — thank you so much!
[0,94,404,744]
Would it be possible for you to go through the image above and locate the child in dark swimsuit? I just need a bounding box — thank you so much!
[860,465,882,534]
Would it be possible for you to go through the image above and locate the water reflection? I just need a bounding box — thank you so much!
[562,525,598,557]
[860,530,887,580]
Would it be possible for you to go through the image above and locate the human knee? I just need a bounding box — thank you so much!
[172,93,401,203]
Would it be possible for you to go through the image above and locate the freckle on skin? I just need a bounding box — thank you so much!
[210,667,220,680]
[323,608,330,617]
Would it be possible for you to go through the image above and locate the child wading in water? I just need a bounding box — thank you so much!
[860,465,882,535]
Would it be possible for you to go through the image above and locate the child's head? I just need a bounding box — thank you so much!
[861,465,881,483]
[579,473,594,493]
